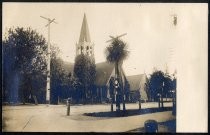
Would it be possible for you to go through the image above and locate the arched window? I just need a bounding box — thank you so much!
[86,46,89,50]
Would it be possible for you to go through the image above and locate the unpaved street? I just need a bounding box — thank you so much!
[2,102,175,132]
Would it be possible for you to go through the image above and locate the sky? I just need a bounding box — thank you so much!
[2,3,208,132]
[2,3,207,76]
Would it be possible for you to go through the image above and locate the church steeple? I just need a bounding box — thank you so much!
[79,13,91,42]
[76,13,94,57]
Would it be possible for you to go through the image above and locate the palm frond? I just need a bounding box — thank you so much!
[105,38,129,63]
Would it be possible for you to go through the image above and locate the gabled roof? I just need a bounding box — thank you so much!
[95,62,115,86]
[79,13,91,43]
[127,74,148,100]
[62,61,115,86]
[127,74,144,91]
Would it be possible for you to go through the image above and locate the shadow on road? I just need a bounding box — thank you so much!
[84,107,172,117]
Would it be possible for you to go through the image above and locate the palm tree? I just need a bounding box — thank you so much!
[105,39,129,112]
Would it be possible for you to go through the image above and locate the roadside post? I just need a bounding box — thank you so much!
[67,98,70,116]
[157,93,160,108]
[111,97,113,112]
[139,97,141,110]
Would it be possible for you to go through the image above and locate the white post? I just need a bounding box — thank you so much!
[46,21,51,104]
[40,16,57,105]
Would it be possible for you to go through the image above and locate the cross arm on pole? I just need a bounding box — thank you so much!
[40,16,50,21]
[116,33,127,38]
[40,16,58,27]
[45,18,58,27]
[106,33,127,43]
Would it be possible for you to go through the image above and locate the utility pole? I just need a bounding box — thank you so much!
[40,16,57,104]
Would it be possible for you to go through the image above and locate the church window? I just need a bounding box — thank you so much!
[86,46,89,50]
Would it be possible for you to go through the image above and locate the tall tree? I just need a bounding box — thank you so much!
[73,54,96,104]
[163,74,173,100]
[3,27,47,104]
[149,70,165,107]
[50,46,63,104]
[50,45,77,104]
[105,39,129,111]
[148,70,175,108]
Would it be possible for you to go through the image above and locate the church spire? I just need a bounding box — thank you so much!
[76,13,94,57]
[79,13,91,42]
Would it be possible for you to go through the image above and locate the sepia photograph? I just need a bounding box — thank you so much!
[2,3,208,133]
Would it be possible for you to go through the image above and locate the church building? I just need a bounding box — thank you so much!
[68,13,148,103]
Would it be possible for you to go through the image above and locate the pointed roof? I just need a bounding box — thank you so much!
[79,13,91,42]
[95,62,115,86]
[127,74,148,100]
[127,75,143,91]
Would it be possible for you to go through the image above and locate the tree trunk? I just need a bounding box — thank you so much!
[115,62,120,112]
[100,88,102,103]
[116,92,120,112]
[121,70,126,111]
[91,89,93,104]
[111,94,113,112]
[161,88,164,108]
[123,94,126,111]
[158,96,160,108]
[139,99,141,110]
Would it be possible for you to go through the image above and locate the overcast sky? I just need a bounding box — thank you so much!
[2,3,207,76]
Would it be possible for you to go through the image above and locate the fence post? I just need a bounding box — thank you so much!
[67,98,70,116]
